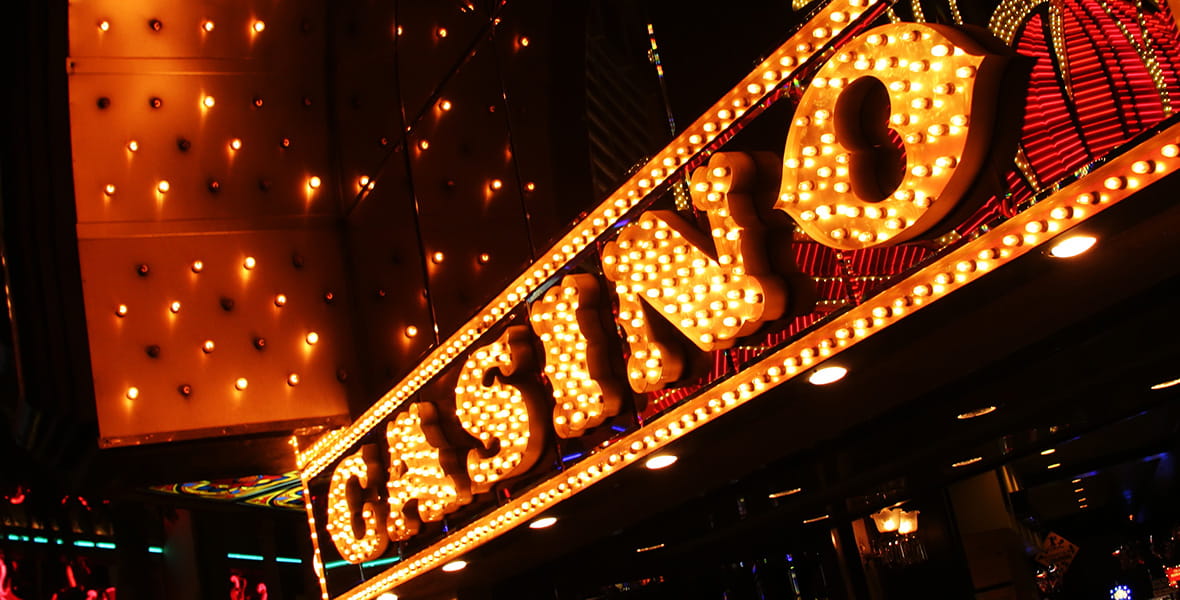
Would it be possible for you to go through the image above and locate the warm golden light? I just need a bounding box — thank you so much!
[1040,448,1056,456]
[235,377,248,391]
[229,138,242,151]
[952,457,982,468]
[326,447,390,562]
[528,516,557,529]
[98,20,110,32]
[519,36,530,47]
[202,95,215,108]
[358,175,371,191]
[157,181,170,194]
[252,20,266,33]
[478,253,490,264]
[243,256,256,270]
[1048,235,1097,258]
[439,99,452,111]
[126,140,138,152]
[202,20,214,32]
[897,510,920,535]
[306,332,319,345]
[432,252,444,264]
[436,27,448,38]
[169,301,181,314]
[1047,463,1061,469]
[203,340,215,353]
[385,403,472,541]
[644,454,677,470]
[808,366,847,385]
[871,507,902,533]
[274,294,287,307]
[404,326,418,338]
[956,405,996,419]
[418,139,430,151]
[525,181,536,191]
[104,184,116,196]
[115,304,128,317]
[308,176,322,189]
[191,260,203,273]
[489,179,503,191]
[126,387,139,400]
[441,560,466,572]
[1150,376,1180,390]
[288,373,301,386]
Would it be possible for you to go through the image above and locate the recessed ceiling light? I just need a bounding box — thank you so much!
[1048,234,1097,258]
[441,560,467,572]
[956,405,997,420]
[1040,448,1056,456]
[952,457,982,468]
[808,366,847,385]
[528,516,557,529]
[1150,376,1180,390]
[645,454,677,470]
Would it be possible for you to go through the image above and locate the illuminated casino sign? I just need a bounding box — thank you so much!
[295,0,1180,598]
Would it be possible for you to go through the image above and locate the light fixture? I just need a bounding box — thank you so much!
[432,252,445,264]
[1150,376,1180,390]
[230,138,242,151]
[98,20,110,32]
[127,140,139,152]
[1047,463,1062,469]
[203,340,215,353]
[952,457,982,468]
[956,405,997,420]
[191,260,204,273]
[1048,234,1097,258]
[1040,448,1056,456]
[405,326,418,338]
[126,387,139,400]
[871,507,902,533]
[897,510,920,535]
[288,373,301,386]
[169,301,181,313]
[306,332,319,345]
[104,184,116,196]
[768,487,802,499]
[202,20,214,32]
[644,454,677,470]
[308,176,322,189]
[202,95,215,108]
[489,179,503,191]
[252,20,266,33]
[440,560,466,572]
[235,378,248,391]
[808,365,847,385]
[377,594,397,600]
[157,180,170,194]
[243,256,256,270]
[274,294,287,307]
[115,304,128,317]
[439,99,452,111]
[528,516,557,529]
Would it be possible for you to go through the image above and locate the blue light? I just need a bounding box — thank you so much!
[95,542,117,550]
[226,552,265,561]
[32,537,48,544]
[324,559,350,570]
[362,556,401,568]
[275,557,302,564]
[561,452,584,462]
[147,546,164,554]
[73,540,96,548]
[1110,584,1133,600]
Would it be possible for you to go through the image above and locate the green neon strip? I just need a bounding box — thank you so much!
[74,540,96,548]
[32,537,49,544]
[275,556,302,564]
[324,559,350,570]
[96,542,117,550]
[227,552,265,561]
[362,556,402,568]
[147,546,164,554]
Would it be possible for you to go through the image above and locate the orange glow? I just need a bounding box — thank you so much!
[191,260,203,273]
[126,387,139,400]
[358,175,371,191]
[202,340,215,353]
[519,36,530,47]
[229,138,242,151]
[478,253,490,264]
[243,256,256,270]
[169,301,181,314]
[98,20,110,32]
[525,182,536,191]
[156,180,170,194]
[235,377,248,391]
[431,252,444,264]
[202,20,214,32]
[489,179,503,191]
[405,326,418,338]
[306,332,320,345]
[104,184,116,196]
[384,403,472,542]
[252,20,266,33]
[202,95,215,108]
[308,176,322,189]
[115,304,128,317]
[418,139,430,151]
[439,99,453,111]
[436,27,448,38]
[274,294,287,307]
[126,140,138,152]
[288,373,301,386]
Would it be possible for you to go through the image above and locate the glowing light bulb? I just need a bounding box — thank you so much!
[115,304,128,317]
[439,99,452,111]
[436,27,448,38]
[519,36,530,47]
[358,175,371,190]
[202,20,214,32]
[1048,235,1097,258]
[202,95,215,108]
[157,180,170,194]
[305,332,319,345]
[418,139,430,151]
[229,138,242,151]
[203,340,215,353]
[490,179,503,191]
[235,377,248,390]
[243,256,256,270]
[441,560,466,572]
[104,184,116,196]
[308,176,322,189]
[478,253,490,264]
[274,294,287,307]
[98,20,110,32]
[404,326,418,338]
[170,301,181,313]
[645,455,677,470]
[126,387,139,400]
[191,260,203,273]
[808,366,847,385]
[127,140,139,152]
[287,373,300,386]
[432,251,444,264]
[252,20,266,33]
[525,181,536,191]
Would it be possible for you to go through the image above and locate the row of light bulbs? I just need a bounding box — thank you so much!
[96,19,267,34]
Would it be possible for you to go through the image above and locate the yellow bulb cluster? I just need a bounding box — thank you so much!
[326,122,1180,600]
[297,0,877,482]
[529,274,624,437]
[386,403,471,541]
[602,152,791,392]
[325,446,388,563]
[455,326,545,493]
[777,22,1005,250]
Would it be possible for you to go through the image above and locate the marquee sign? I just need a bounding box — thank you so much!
[296,0,1180,598]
